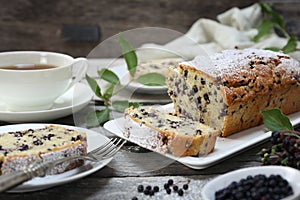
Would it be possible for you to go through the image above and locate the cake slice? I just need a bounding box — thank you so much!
[0,125,87,175]
[124,107,220,157]
[166,48,300,137]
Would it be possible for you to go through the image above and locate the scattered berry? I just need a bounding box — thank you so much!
[178,189,184,196]
[145,185,151,191]
[166,188,172,194]
[134,179,190,198]
[137,185,144,193]
[164,183,169,189]
[143,189,150,195]
[173,185,178,192]
[149,190,155,196]
[168,179,174,186]
[183,184,189,190]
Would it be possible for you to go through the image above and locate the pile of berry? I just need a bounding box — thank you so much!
[215,174,293,200]
[259,130,300,169]
[131,179,189,200]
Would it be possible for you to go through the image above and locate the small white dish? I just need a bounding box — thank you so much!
[0,83,93,123]
[109,65,167,94]
[201,166,300,200]
[103,103,300,170]
[0,123,113,193]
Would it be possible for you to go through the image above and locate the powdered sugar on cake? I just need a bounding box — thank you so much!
[187,48,299,79]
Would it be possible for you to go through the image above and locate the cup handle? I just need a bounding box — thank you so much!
[66,57,88,91]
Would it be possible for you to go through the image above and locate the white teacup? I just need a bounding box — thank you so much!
[0,51,88,111]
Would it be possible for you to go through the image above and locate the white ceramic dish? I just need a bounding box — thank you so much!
[103,103,300,169]
[0,83,93,123]
[109,65,167,94]
[0,123,112,193]
[201,166,300,200]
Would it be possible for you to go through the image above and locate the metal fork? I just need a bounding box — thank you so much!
[0,137,126,192]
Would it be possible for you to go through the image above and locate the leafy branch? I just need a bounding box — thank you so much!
[85,35,165,127]
[252,2,298,53]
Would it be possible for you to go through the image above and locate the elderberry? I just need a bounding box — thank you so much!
[259,130,300,169]
[137,185,144,192]
[167,179,174,185]
[178,189,184,196]
[183,184,189,190]
[215,174,293,200]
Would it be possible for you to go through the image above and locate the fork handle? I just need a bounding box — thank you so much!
[0,170,31,192]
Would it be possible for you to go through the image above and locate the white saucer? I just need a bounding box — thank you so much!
[0,83,93,123]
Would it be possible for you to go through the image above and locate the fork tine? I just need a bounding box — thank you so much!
[101,139,126,158]
[92,138,126,158]
[88,138,117,155]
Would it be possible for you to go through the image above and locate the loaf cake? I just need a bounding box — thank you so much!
[166,48,300,137]
[133,58,182,79]
[124,107,220,156]
[0,125,87,175]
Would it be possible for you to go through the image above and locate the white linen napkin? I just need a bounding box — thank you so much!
[136,3,300,61]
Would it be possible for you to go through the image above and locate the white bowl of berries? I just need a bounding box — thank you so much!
[201,166,300,200]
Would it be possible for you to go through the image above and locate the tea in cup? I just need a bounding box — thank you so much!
[0,51,88,111]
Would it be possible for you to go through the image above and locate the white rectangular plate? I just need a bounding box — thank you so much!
[104,104,300,169]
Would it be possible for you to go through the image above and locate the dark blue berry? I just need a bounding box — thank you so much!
[173,185,178,191]
[137,185,144,192]
[164,183,169,189]
[153,186,159,192]
[149,190,155,196]
[166,188,171,194]
[131,197,138,200]
[183,184,189,190]
[145,185,151,191]
[168,179,174,185]
[144,189,150,195]
[178,189,184,196]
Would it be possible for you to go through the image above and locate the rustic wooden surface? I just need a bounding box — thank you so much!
[0,0,299,57]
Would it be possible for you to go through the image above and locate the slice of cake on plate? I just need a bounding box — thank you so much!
[124,107,220,157]
[0,125,87,175]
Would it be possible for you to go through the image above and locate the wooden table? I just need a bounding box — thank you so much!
[0,59,295,200]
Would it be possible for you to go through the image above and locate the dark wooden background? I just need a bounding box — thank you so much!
[0,0,299,57]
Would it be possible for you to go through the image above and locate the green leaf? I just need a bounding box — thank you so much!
[264,47,281,52]
[86,108,110,127]
[85,74,102,98]
[136,73,166,86]
[129,102,141,108]
[98,68,120,85]
[252,19,274,42]
[119,35,138,78]
[282,36,298,53]
[261,108,293,131]
[103,84,115,101]
[112,100,140,112]
[260,2,285,29]
[259,2,273,14]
